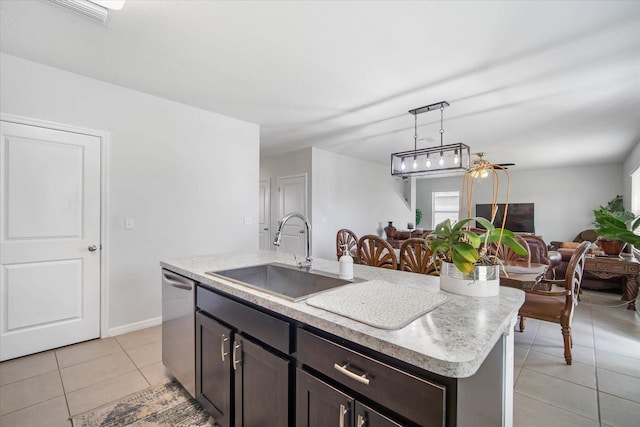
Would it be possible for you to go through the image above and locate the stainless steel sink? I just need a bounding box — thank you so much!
[206,263,362,302]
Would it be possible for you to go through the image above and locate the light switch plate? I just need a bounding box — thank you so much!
[244,216,253,226]
[124,217,135,230]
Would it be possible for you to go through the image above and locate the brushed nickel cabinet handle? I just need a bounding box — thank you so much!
[232,341,242,370]
[339,404,348,427]
[220,334,229,362]
[334,363,370,385]
[357,414,366,427]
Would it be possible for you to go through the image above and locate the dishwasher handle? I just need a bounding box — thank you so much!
[162,270,195,291]
[169,282,192,291]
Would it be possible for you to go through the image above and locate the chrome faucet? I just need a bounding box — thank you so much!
[273,212,312,270]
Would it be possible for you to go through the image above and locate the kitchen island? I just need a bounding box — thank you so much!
[161,251,524,427]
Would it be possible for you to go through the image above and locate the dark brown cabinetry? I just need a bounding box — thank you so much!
[234,336,289,426]
[297,328,446,427]
[195,284,449,426]
[297,369,402,427]
[196,312,232,425]
[196,286,292,427]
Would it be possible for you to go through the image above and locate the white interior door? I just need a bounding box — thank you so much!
[0,121,101,361]
[258,180,270,251]
[276,174,307,256]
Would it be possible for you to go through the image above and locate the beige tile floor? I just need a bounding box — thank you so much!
[0,324,169,427]
[513,290,640,427]
[0,291,638,426]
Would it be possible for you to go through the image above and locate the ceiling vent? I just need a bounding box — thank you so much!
[48,0,110,24]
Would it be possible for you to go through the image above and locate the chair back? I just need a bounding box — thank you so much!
[519,235,549,264]
[563,241,590,308]
[399,238,436,274]
[488,235,531,265]
[336,229,358,262]
[357,235,398,269]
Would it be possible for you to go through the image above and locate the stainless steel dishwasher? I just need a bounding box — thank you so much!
[161,269,195,397]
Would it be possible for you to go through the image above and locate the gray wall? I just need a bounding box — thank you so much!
[260,147,414,261]
[311,147,413,260]
[416,163,624,242]
[1,53,260,333]
[260,147,313,241]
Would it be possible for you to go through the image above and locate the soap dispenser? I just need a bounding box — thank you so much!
[339,244,354,280]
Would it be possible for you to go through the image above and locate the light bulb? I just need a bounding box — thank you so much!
[412,156,418,169]
[480,169,489,178]
[426,155,431,168]
[400,158,406,171]
[438,153,445,166]
[454,149,459,165]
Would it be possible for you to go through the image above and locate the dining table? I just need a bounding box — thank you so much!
[392,249,550,288]
[498,262,550,290]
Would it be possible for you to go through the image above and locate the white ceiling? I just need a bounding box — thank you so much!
[1,0,640,171]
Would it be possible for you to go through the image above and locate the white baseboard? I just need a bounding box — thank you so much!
[108,316,162,337]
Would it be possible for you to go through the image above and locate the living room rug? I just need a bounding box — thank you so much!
[70,380,215,427]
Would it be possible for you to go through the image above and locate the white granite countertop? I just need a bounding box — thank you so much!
[160,251,524,378]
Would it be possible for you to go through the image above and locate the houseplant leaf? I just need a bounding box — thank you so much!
[473,216,495,231]
[499,234,528,255]
[614,231,640,247]
[452,242,479,274]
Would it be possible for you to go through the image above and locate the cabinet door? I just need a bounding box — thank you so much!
[297,369,354,427]
[355,402,403,427]
[196,312,232,427]
[234,337,290,427]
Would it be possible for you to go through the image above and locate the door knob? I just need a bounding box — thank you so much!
[299,230,305,234]
[88,245,98,252]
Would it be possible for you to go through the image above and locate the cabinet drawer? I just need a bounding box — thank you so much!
[197,286,292,354]
[298,329,445,426]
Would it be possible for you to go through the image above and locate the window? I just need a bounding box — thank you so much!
[632,166,640,216]
[632,167,640,248]
[432,191,460,228]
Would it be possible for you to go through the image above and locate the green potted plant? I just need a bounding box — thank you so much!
[593,208,640,255]
[428,217,527,273]
[415,208,423,227]
[594,195,635,224]
[426,217,527,297]
[425,153,528,297]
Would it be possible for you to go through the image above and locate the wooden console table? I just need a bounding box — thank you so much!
[584,255,639,310]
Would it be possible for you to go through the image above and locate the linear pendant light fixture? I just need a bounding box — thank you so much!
[391,101,470,177]
[48,0,125,23]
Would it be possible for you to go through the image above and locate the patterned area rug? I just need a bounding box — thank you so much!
[70,380,215,427]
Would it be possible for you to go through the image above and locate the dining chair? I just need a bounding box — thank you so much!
[518,235,546,264]
[517,241,590,365]
[399,238,437,274]
[336,229,358,263]
[490,234,531,265]
[357,234,398,269]
[519,234,561,279]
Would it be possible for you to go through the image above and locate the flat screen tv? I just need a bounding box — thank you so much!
[475,203,535,233]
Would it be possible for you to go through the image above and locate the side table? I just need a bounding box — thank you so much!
[584,255,639,310]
